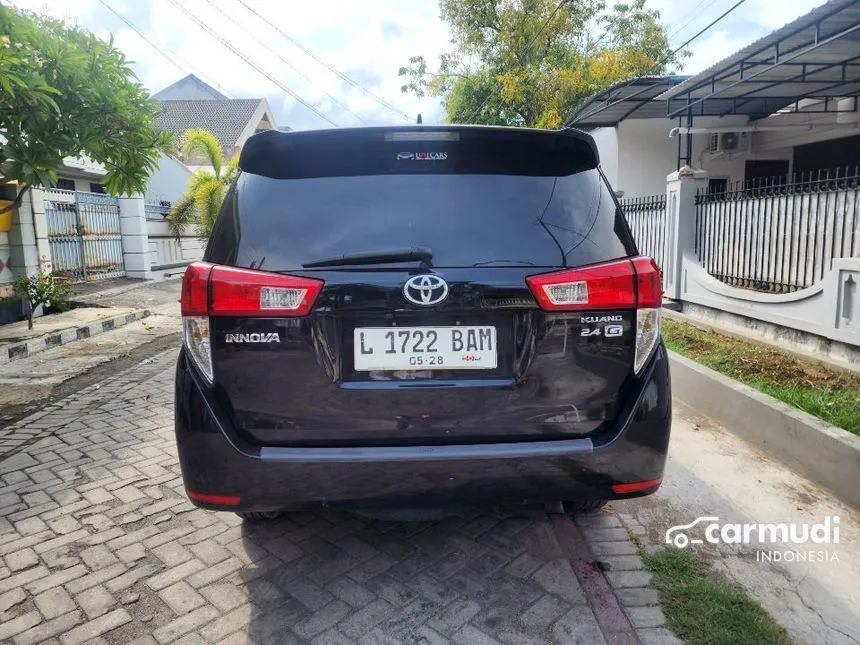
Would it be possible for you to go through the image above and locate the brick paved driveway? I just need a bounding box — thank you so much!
[0,349,675,645]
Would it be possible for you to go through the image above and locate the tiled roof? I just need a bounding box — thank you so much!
[155,99,263,153]
[152,74,229,101]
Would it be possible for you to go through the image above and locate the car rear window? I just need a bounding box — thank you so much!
[206,127,634,270]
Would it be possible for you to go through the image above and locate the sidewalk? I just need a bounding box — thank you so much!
[0,280,182,423]
[71,277,181,317]
[0,277,181,366]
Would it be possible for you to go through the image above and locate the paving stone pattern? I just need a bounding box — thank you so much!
[0,349,674,644]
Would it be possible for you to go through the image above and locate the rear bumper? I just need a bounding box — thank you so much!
[174,345,672,511]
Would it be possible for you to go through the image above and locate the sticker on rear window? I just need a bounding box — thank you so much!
[396,151,448,161]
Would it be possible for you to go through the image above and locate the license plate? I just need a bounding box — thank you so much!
[354,326,497,371]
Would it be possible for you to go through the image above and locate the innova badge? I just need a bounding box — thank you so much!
[225,333,281,343]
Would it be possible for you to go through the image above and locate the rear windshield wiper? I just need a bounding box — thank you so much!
[302,247,433,268]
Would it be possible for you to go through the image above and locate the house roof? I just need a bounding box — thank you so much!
[658,0,860,118]
[152,74,229,101]
[565,76,691,128]
[155,99,265,152]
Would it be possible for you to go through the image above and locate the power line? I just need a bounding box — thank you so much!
[200,0,366,124]
[571,0,748,126]
[94,0,233,98]
[165,0,338,127]
[668,0,720,41]
[590,0,717,62]
[231,0,412,122]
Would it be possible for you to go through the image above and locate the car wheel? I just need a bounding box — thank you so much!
[563,500,608,513]
[236,511,283,521]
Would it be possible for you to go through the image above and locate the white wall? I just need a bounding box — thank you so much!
[613,119,677,197]
[145,218,204,277]
[606,110,860,195]
[752,109,860,160]
[145,153,192,204]
[590,127,619,188]
[55,176,103,193]
[235,99,276,151]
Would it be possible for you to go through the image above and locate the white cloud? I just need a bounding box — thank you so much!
[8,0,833,128]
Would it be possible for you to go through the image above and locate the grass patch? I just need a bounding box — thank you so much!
[662,318,860,435]
[644,548,794,645]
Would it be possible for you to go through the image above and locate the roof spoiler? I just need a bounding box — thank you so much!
[239,125,600,180]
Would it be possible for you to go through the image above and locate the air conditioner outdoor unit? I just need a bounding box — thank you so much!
[709,131,750,154]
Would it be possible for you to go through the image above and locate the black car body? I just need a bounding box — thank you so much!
[174,125,671,512]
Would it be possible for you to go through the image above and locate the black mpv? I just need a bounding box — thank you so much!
[174,125,671,517]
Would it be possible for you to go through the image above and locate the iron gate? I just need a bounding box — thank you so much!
[44,189,126,282]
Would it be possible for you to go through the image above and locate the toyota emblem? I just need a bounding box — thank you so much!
[403,275,449,306]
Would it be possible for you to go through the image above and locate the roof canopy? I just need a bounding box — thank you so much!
[565,76,690,127]
[659,0,860,119]
[567,0,860,127]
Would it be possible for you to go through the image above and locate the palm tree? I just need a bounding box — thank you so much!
[168,129,239,241]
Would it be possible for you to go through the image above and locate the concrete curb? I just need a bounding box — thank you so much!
[0,309,151,365]
[668,350,860,509]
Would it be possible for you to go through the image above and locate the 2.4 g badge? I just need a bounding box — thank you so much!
[580,314,625,338]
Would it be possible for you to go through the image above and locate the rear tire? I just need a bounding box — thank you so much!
[563,500,608,514]
[236,511,283,521]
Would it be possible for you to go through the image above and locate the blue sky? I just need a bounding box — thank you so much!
[10,0,828,130]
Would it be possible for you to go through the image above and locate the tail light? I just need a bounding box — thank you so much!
[631,257,662,374]
[179,262,324,383]
[526,256,662,375]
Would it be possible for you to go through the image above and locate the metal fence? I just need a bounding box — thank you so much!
[620,194,668,271]
[144,200,171,220]
[44,189,125,282]
[695,168,859,293]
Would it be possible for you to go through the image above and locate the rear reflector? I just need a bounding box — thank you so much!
[612,478,662,494]
[186,490,241,505]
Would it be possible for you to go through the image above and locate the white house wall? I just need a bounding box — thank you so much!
[235,99,276,153]
[614,119,678,198]
[590,127,619,188]
[605,110,859,197]
[145,153,192,204]
[65,178,98,192]
[692,116,752,187]
[752,111,860,159]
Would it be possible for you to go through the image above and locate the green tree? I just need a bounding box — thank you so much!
[167,129,239,242]
[399,0,683,128]
[0,5,174,214]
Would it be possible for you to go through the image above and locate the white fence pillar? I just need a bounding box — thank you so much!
[664,167,708,300]
[7,190,49,279]
[30,189,53,274]
[119,196,153,280]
